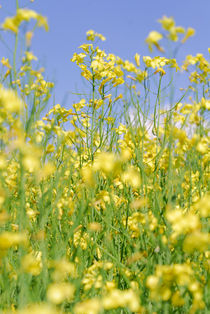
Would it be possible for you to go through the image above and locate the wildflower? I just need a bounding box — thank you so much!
[196,138,209,154]
[71,52,86,64]
[22,51,38,62]
[154,67,166,75]
[2,9,48,34]
[146,263,204,311]
[182,27,195,44]
[86,30,106,41]
[88,222,102,232]
[158,16,175,31]
[22,147,41,172]
[116,123,127,135]
[1,57,12,69]
[47,282,75,304]
[21,251,42,276]
[74,298,101,314]
[145,31,164,52]
[134,53,140,67]
[166,207,201,237]
[121,167,141,188]
[46,144,55,154]
[49,259,77,281]
[194,194,210,217]
[93,152,121,176]
[183,231,210,253]
[102,289,140,312]
[25,31,33,46]
[0,232,28,254]
[0,85,23,113]
[201,97,210,110]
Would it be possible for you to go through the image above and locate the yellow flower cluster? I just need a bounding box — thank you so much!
[145,15,195,52]
[146,263,205,313]
[2,8,48,33]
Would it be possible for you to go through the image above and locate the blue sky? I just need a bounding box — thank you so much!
[0,0,209,108]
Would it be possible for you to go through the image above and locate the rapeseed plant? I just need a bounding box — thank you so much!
[0,3,209,314]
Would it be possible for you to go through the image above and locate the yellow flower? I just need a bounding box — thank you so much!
[145,31,164,52]
[134,53,140,67]
[158,16,186,42]
[201,97,210,110]
[123,60,137,72]
[183,231,210,253]
[154,67,166,75]
[182,27,195,44]
[93,152,120,175]
[112,77,124,87]
[143,56,170,69]
[2,17,18,33]
[171,291,185,306]
[196,139,208,154]
[121,167,141,188]
[21,251,42,276]
[24,51,38,62]
[49,259,77,281]
[168,26,185,41]
[0,85,23,113]
[25,31,33,46]
[2,9,48,34]
[102,289,140,312]
[46,144,55,154]
[194,194,210,217]
[74,298,101,314]
[1,57,12,69]
[166,208,201,237]
[47,282,75,304]
[116,123,127,135]
[146,275,159,289]
[36,14,49,31]
[23,150,41,173]
[86,30,106,41]
[158,16,175,31]
[79,43,93,53]
[0,232,28,251]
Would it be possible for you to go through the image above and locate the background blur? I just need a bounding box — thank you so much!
[0,0,209,107]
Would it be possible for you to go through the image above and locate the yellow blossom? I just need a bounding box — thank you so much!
[0,85,23,113]
[182,28,195,44]
[158,16,175,31]
[183,231,210,253]
[74,298,101,314]
[47,282,75,304]
[86,30,106,41]
[121,167,141,188]
[0,232,28,251]
[21,251,42,276]
[145,31,163,52]
[2,9,48,34]
[134,53,140,67]
[102,289,140,312]
[1,57,12,69]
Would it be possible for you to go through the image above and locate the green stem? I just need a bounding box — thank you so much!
[13,0,19,88]
[90,75,95,161]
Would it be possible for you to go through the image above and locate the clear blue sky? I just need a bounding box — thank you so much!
[0,0,209,107]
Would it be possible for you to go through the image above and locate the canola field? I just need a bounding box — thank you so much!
[0,4,209,314]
